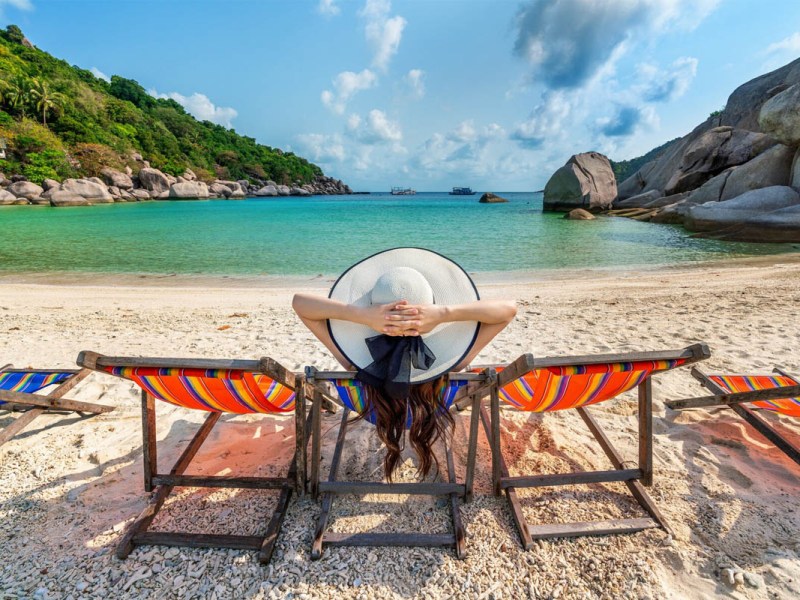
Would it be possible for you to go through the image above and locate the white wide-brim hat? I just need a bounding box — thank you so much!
[327,247,480,383]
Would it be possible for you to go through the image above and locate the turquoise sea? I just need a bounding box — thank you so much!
[0,192,796,276]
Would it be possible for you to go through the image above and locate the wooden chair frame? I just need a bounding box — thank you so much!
[665,367,800,466]
[0,364,113,448]
[77,351,306,564]
[304,362,511,560]
[482,344,710,548]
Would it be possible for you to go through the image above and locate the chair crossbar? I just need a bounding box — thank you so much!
[318,481,464,495]
[151,475,293,490]
[500,468,642,489]
[527,517,659,540]
[322,532,457,547]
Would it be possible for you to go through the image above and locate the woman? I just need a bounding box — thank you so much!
[293,248,516,479]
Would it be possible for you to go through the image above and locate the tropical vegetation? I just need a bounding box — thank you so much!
[0,25,323,185]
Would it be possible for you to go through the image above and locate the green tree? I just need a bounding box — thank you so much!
[3,74,31,118]
[29,78,66,126]
[108,75,154,109]
[4,25,24,44]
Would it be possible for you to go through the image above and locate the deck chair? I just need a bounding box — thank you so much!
[0,363,113,447]
[304,362,505,559]
[477,344,710,548]
[666,367,800,466]
[77,351,306,564]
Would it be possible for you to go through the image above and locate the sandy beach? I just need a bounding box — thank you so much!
[1,257,800,599]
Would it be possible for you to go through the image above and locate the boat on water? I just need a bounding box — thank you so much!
[449,187,476,195]
[391,187,416,195]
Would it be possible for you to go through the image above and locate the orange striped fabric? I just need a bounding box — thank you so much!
[498,359,684,412]
[105,367,294,414]
[708,374,800,417]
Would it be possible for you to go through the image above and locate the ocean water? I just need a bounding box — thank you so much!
[0,192,795,276]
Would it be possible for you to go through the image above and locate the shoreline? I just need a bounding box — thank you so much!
[1,251,799,289]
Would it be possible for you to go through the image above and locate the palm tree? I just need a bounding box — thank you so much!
[3,74,31,118]
[29,78,65,126]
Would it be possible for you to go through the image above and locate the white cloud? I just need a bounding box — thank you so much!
[511,91,574,148]
[763,32,800,56]
[90,67,110,82]
[0,0,32,11]
[405,69,425,99]
[318,0,340,17]
[638,57,698,102]
[513,0,718,90]
[359,0,407,71]
[295,133,347,163]
[148,89,238,127]
[347,109,403,144]
[321,68,377,114]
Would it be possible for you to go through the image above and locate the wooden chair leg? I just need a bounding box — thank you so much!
[141,391,157,492]
[445,434,467,559]
[311,408,350,560]
[464,390,482,503]
[258,464,296,563]
[0,408,45,447]
[638,379,653,487]
[490,382,502,496]
[294,376,306,494]
[310,387,322,500]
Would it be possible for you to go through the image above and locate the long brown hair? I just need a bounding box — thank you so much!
[360,375,454,481]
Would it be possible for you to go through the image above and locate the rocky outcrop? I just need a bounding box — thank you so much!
[685,186,800,239]
[758,83,800,146]
[479,192,508,203]
[664,127,777,195]
[255,185,278,197]
[137,168,170,194]
[544,152,616,211]
[42,178,60,191]
[792,148,800,189]
[290,186,311,196]
[720,57,800,131]
[61,178,114,203]
[8,181,44,200]
[565,208,595,220]
[613,189,662,208]
[719,143,794,200]
[101,168,134,190]
[0,189,18,205]
[169,181,209,199]
[48,190,91,207]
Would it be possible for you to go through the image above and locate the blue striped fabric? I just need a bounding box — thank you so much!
[0,371,73,405]
[332,378,468,428]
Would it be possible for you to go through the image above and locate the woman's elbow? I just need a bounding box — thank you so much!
[503,301,518,323]
[291,293,306,316]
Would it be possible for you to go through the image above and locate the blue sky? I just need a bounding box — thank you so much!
[2,0,800,191]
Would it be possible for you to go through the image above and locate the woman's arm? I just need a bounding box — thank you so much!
[292,293,409,369]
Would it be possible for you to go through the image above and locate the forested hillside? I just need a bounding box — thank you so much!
[0,25,322,185]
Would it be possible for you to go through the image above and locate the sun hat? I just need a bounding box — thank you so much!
[327,248,480,397]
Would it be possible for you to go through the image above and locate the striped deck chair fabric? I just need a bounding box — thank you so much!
[332,377,468,425]
[707,374,800,417]
[0,371,74,401]
[103,366,295,413]
[498,359,687,412]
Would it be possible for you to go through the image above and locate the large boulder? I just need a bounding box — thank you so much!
[255,185,278,197]
[719,143,794,201]
[8,181,44,200]
[758,83,800,146]
[687,169,734,204]
[290,186,311,196]
[229,189,246,199]
[48,190,91,207]
[276,185,291,196]
[130,189,152,201]
[183,169,197,181]
[41,178,60,191]
[479,192,508,203]
[209,182,233,198]
[614,189,662,209]
[721,57,800,132]
[792,148,800,190]
[685,186,800,234]
[61,178,114,203]
[137,168,170,194]
[565,208,595,220]
[543,152,617,211]
[169,181,209,199]
[0,189,18,205]
[664,127,778,195]
[100,168,134,190]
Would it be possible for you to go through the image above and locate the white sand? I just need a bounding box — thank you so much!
[1,257,799,599]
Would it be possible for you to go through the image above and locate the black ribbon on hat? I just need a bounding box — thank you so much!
[356,334,436,401]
